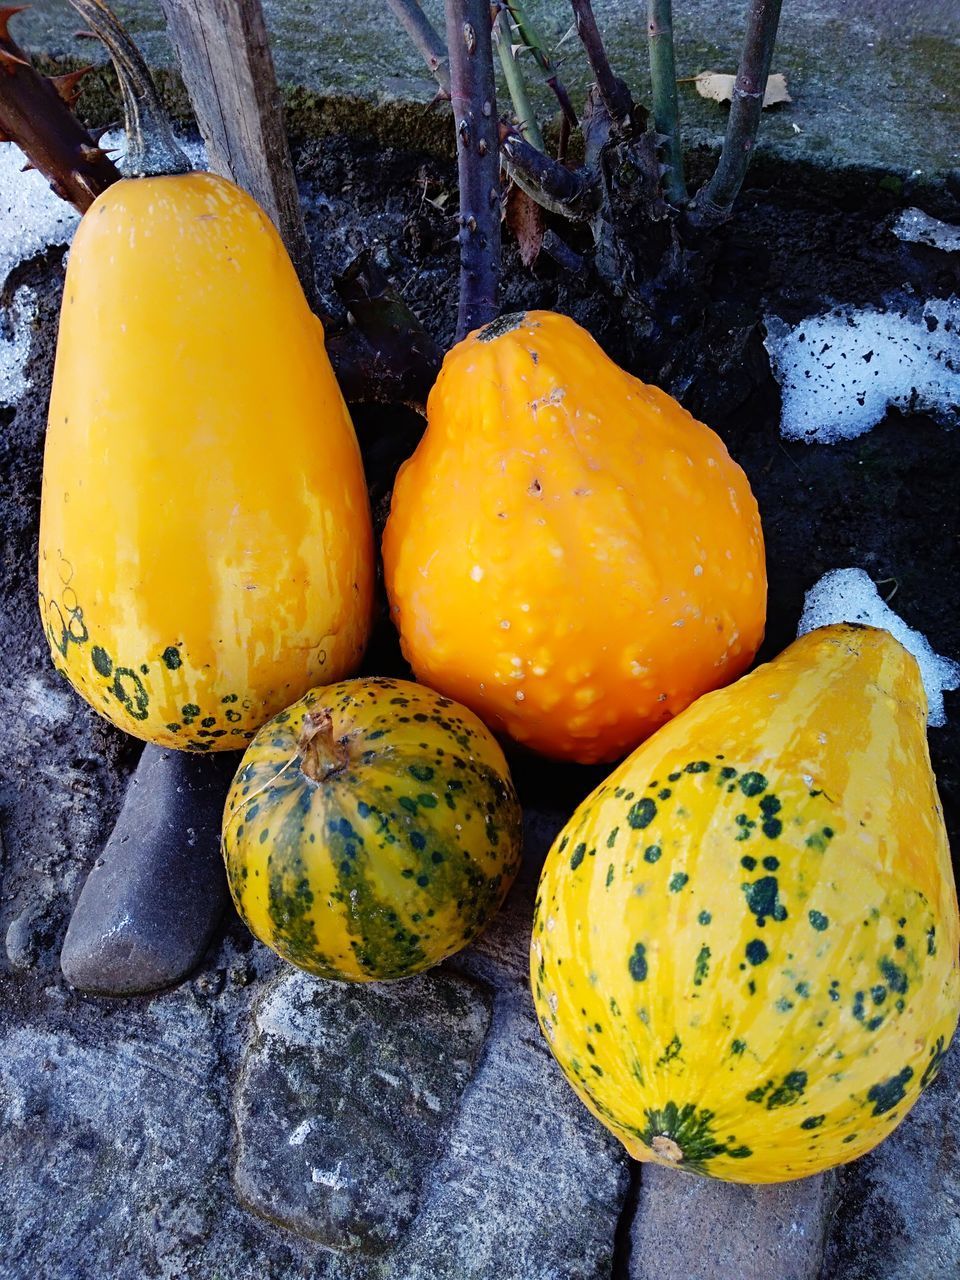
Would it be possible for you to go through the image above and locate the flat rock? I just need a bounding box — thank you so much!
[629,1165,837,1280]
[60,744,237,996]
[823,1032,960,1279]
[232,966,493,1252]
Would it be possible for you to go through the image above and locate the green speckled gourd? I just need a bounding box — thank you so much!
[531,624,960,1181]
[223,677,523,980]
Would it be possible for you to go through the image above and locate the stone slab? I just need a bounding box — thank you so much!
[629,1164,837,1280]
[11,0,960,178]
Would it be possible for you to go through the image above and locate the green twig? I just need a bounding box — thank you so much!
[493,2,544,151]
[688,0,783,228]
[506,0,578,127]
[646,0,686,205]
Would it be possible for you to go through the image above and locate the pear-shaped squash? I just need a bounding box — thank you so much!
[531,624,960,1182]
[39,173,374,751]
[382,310,766,764]
[222,677,523,980]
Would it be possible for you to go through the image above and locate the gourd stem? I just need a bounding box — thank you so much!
[298,710,348,783]
[67,0,190,178]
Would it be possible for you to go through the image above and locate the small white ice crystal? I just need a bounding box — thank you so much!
[764,298,960,443]
[0,142,79,288]
[0,286,37,408]
[892,208,960,254]
[798,568,960,727]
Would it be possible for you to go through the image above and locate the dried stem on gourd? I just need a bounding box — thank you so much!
[568,0,633,127]
[67,0,189,177]
[385,0,451,96]
[0,6,121,211]
[298,710,347,783]
[646,0,686,205]
[493,2,544,151]
[445,0,500,339]
[687,0,783,228]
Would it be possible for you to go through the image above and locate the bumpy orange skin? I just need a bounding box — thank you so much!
[382,310,766,763]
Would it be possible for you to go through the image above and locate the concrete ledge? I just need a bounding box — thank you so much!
[14,0,960,181]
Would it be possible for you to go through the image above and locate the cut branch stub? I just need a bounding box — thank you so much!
[0,5,121,211]
[445,0,500,340]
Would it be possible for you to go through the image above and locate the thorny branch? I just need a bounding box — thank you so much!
[503,0,577,129]
[0,5,120,211]
[445,0,500,338]
[646,0,685,205]
[688,0,784,228]
[493,2,544,151]
[568,0,633,128]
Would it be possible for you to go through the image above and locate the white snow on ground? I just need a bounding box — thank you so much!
[0,287,38,408]
[0,132,206,407]
[764,297,960,443]
[798,567,960,727]
[893,208,960,253]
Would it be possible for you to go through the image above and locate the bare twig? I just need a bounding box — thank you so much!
[568,0,633,126]
[688,0,783,228]
[386,0,450,96]
[493,2,544,151]
[646,0,686,205]
[500,124,597,220]
[506,0,578,128]
[0,6,121,211]
[445,0,500,338]
[68,0,189,177]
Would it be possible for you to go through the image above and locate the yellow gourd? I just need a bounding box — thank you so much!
[532,624,960,1181]
[39,172,374,750]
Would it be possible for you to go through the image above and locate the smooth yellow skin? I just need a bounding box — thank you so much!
[39,172,374,750]
[383,310,766,764]
[532,625,960,1182]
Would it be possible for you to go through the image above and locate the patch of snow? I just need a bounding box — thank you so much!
[0,142,79,288]
[764,297,960,443]
[0,286,37,407]
[0,131,207,291]
[892,208,960,253]
[798,568,960,727]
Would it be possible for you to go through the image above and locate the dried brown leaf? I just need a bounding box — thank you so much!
[504,181,545,268]
[693,71,791,108]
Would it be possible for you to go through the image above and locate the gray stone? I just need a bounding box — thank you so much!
[60,744,236,996]
[14,0,960,179]
[823,1033,960,1279]
[628,1165,837,1280]
[232,967,493,1253]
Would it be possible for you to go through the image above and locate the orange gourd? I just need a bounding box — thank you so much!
[382,310,766,763]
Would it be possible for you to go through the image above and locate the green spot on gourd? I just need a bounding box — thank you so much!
[685,761,710,773]
[766,1071,807,1108]
[91,646,113,676]
[628,943,648,981]
[606,826,619,848]
[628,798,657,829]
[808,910,829,932]
[693,945,711,986]
[570,842,587,870]
[161,646,182,670]
[867,1067,913,1116]
[656,1034,682,1066]
[669,872,689,893]
[409,763,435,782]
[182,703,200,718]
[801,1114,825,1130]
[643,845,661,863]
[742,875,787,926]
[745,939,768,966]
[698,910,712,925]
[739,772,768,797]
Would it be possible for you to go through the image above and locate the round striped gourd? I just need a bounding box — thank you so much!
[223,678,523,980]
[531,624,960,1182]
[382,309,766,764]
[39,172,374,751]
